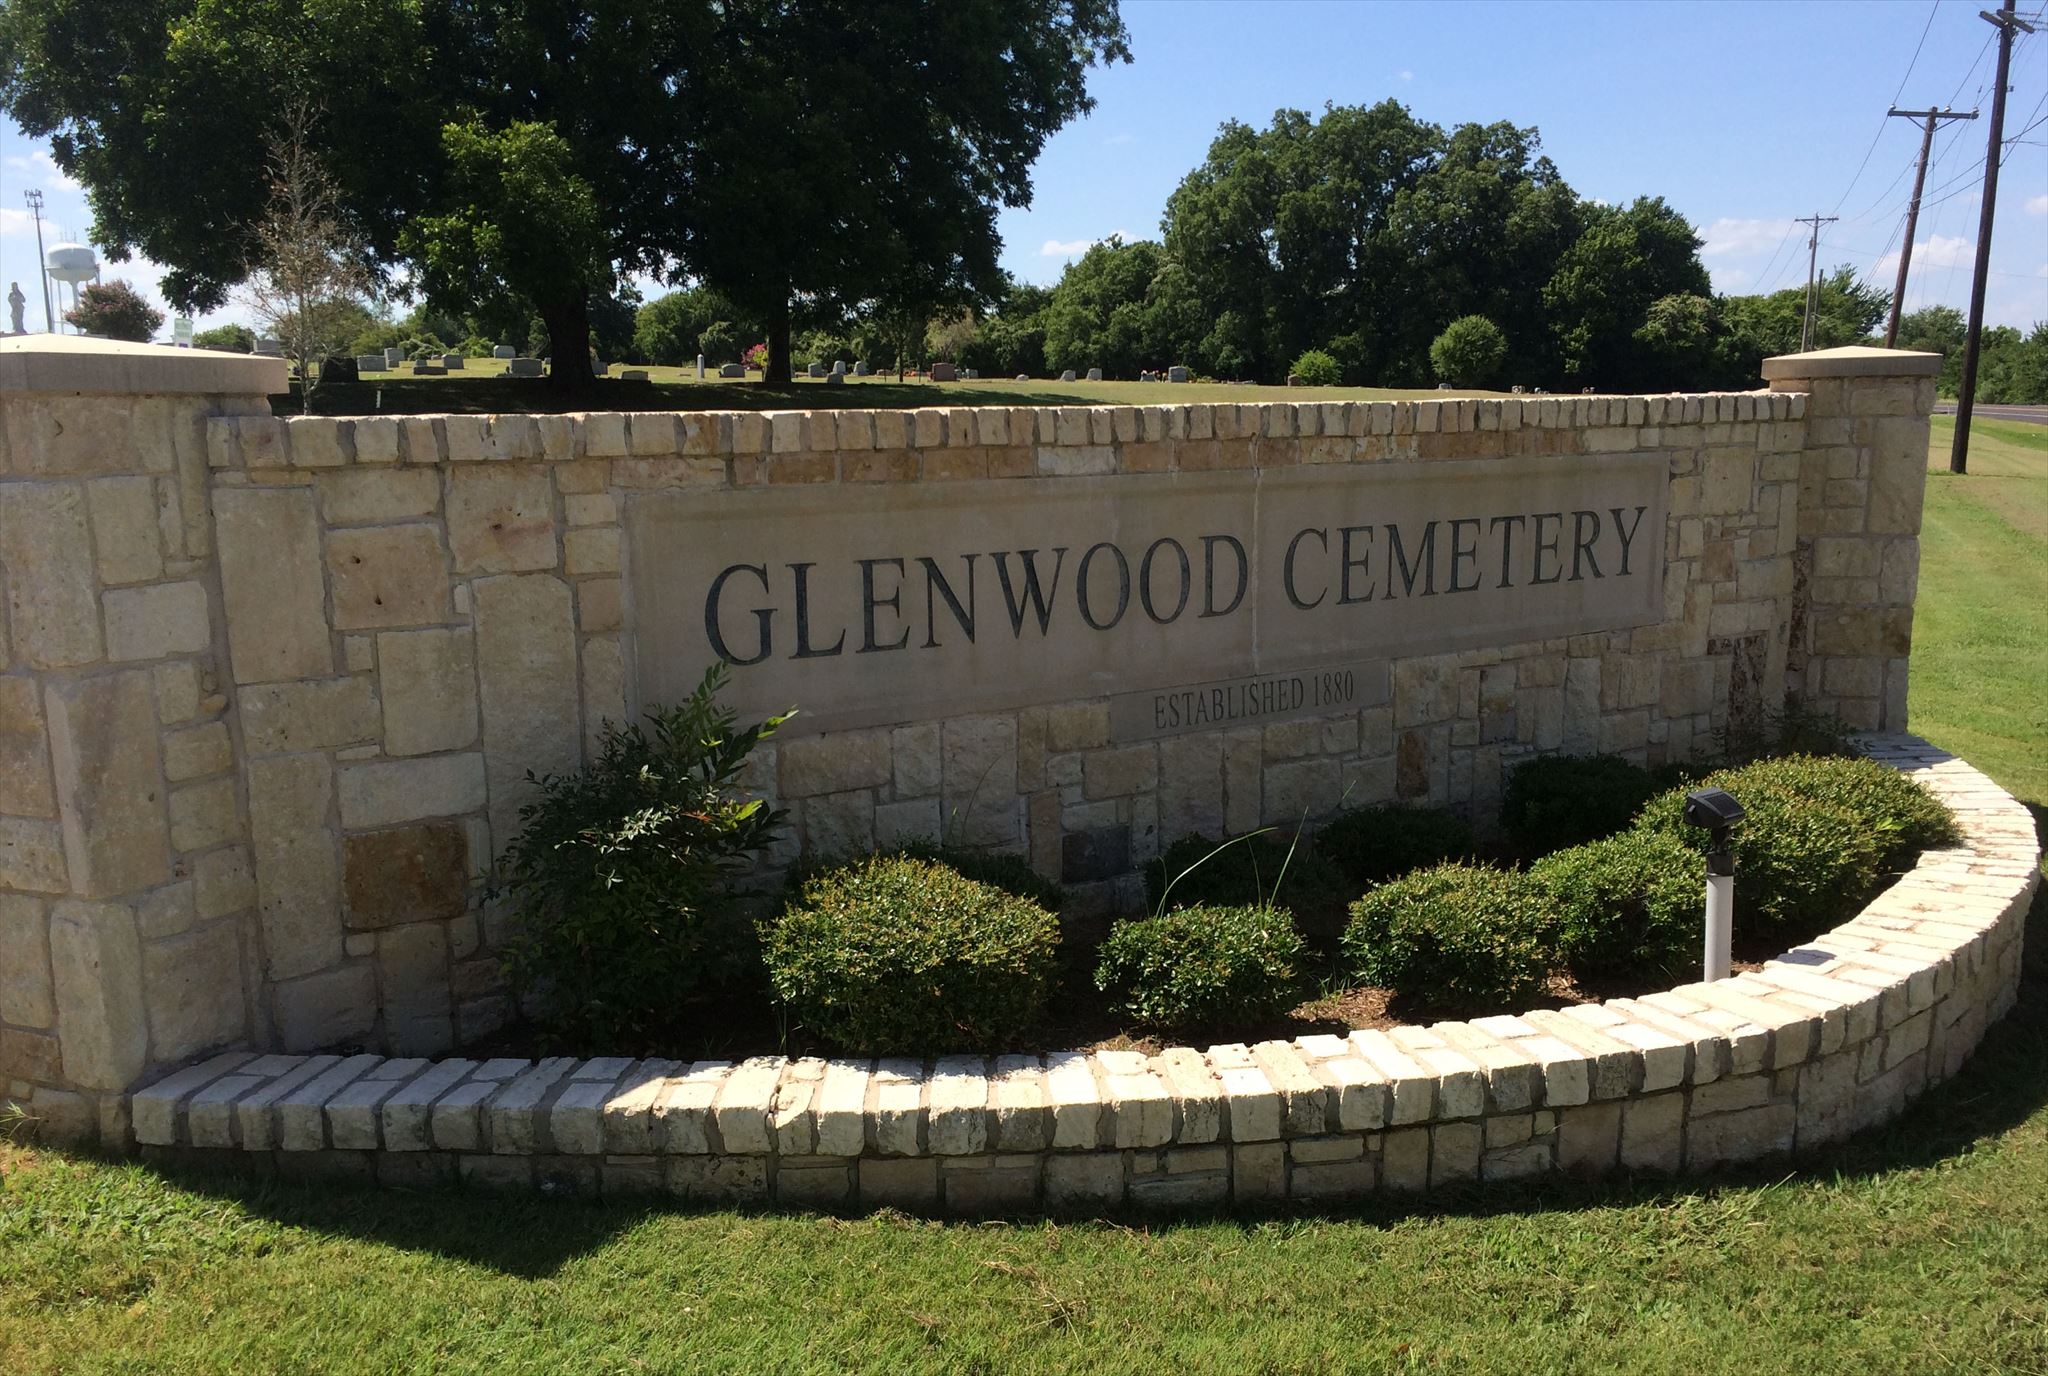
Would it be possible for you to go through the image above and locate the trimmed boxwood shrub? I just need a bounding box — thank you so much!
[1631,754,1953,934]
[1501,754,1657,857]
[1528,829,1703,979]
[788,838,1064,912]
[1342,863,1553,1009]
[1095,905,1306,1031]
[1315,804,1475,887]
[761,855,1060,1053]
[1144,831,1355,940]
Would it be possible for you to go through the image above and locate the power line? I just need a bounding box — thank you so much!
[1881,106,1979,344]
[1795,213,1840,350]
[1829,0,1946,217]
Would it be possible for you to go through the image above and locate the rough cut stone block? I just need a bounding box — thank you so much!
[271,963,375,1051]
[600,1059,681,1155]
[474,574,580,847]
[1043,1152,1123,1209]
[235,1054,341,1150]
[1044,1052,1103,1150]
[0,894,55,1028]
[49,898,148,1092]
[214,487,332,683]
[380,1057,478,1151]
[712,1056,783,1155]
[141,919,244,1063]
[337,754,487,828]
[654,1061,732,1154]
[378,627,479,756]
[103,581,211,661]
[326,1058,429,1149]
[131,1052,254,1145]
[327,525,452,629]
[247,753,342,981]
[342,822,469,930]
[0,481,104,668]
[1347,1029,1436,1123]
[238,678,379,754]
[45,671,172,898]
[490,1056,577,1154]
[928,1057,991,1155]
[446,465,558,573]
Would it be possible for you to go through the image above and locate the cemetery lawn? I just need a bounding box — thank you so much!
[287,364,1490,415]
[2,423,2045,1376]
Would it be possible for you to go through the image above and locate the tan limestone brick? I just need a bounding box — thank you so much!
[246,753,343,980]
[377,628,479,757]
[214,486,332,683]
[446,466,557,574]
[0,481,103,668]
[327,525,452,629]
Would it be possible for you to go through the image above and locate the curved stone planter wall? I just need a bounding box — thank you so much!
[125,736,2035,1211]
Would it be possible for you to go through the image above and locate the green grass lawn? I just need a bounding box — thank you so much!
[3,418,2045,1376]
[293,362,1488,415]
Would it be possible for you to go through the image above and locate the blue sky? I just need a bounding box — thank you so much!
[3,0,2043,337]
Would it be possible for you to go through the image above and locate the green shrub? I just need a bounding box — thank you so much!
[1145,831,1355,940]
[762,855,1060,1053]
[498,666,788,1049]
[1631,755,1921,934]
[1502,754,1657,857]
[1722,754,1959,870]
[1315,805,1475,888]
[1290,348,1341,386]
[1429,314,1507,388]
[788,838,1064,912]
[1095,905,1305,1031]
[1342,863,1553,1009]
[1529,830,1703,979]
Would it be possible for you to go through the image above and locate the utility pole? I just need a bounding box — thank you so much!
[1951,0,2034,475]
[24,189,53,333]
[1795,213,1839,352]
[1882,106,1978,347]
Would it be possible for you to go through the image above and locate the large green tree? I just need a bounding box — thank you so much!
[680,0,1129,382]
[1040,236,1180,377]
[1541,197,1710,389]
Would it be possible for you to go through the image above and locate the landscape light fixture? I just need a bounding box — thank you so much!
[1683,787,1744,981]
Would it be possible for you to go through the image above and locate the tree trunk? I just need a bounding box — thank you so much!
[765,300,793,385]
[541,293,596,388]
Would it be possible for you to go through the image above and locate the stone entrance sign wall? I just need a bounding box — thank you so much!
[0,335,1942,1144]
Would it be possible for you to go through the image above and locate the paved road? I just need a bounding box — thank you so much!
[1933,402,2048,426]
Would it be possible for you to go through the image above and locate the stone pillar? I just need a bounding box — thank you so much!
[0,336,285,1144]
[1762,346,1941,733]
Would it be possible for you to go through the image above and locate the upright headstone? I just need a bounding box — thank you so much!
[356,354,386,373]
[964,368,978,380]
[1086,367,1102,382]
[1167,365,1190,383]
[383,347,404,368]
[1060,369,1077,382]
[854,360,870,376]
[831,359,846,375]
[720,362,745,378]
[493,344,517,359]
[507,358,545,378]
[696,354,706,378]
[825,372,844,386]
[931,361,958,382]
[443,354,465,370]
[807,361,826,378]
[255,337,282,357]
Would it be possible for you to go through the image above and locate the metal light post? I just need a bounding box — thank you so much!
[1684,788,1745,982]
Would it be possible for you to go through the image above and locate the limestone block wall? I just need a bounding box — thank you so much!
[1766,349,1942,731]
[0,338,1943,1144]
[1,340,284,1144]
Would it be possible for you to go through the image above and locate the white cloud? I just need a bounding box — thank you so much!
[1104,132,1137,147]
[1873,233,1972,279]
[1039,232,1129,258]
[30,150,79,191]
[1398,69,1414,81]
[0,208,30,238]
[2026,194,2048,216]
[1700,217,1794,259]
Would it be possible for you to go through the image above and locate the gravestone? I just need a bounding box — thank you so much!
[854,361,870,376]
[383,347,404,368]
[931,362,958,382]
[1016,374,1030,381]
[411,362,446,375]
[507,358,544,378]
[1511,384,1526,394]
[825,372,844,385]
[1060,369,1077,382]
[696,354,706,378]
[1167,365,1190,383]
[493,344,517,359]
[1287,374,1303,387]
[355,355,386,373]
[720,363,745,378]
[1438,382,1454,390]
[254,336,282,356]
[964,368,978,380]
[620,369,650,381]
[321,354,359,384]
[594,362,610,376]
[443,354,465,369]
[808,361,826,378]
[1086,367,1102,382]
[831,359,846,375]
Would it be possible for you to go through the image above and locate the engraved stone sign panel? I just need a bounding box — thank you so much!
[627,455,1667,735]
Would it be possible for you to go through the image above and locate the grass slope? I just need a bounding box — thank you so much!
[2,417,2044,1376]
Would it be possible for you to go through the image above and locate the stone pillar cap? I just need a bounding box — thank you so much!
[1760,345,1941,381]
[0,333,288,395]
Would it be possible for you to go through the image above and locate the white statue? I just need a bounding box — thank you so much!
[7,282,24,335]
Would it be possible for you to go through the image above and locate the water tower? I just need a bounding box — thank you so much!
[44,242,99,331]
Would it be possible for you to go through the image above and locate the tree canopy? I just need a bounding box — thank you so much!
[0,0,1127,385]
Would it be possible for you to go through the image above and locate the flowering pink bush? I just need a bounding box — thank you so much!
[743,342,768,371]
